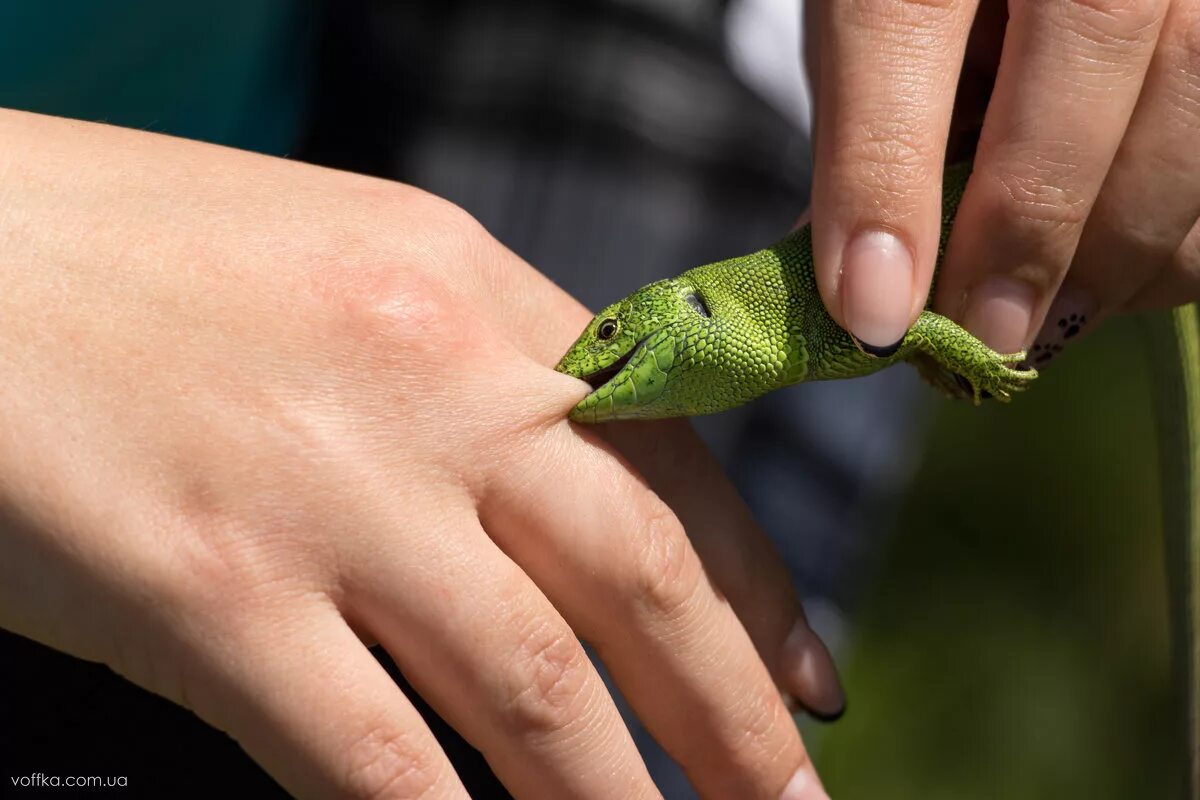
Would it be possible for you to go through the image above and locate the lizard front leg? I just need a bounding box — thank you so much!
[902,311,1037,404]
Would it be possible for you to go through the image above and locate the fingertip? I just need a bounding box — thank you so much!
[779,762,831,800]
[1024,286,1096,370]
[783,693,846,727]
[780,619,846,722]
[839,229,918,349]
[961,275,1038,354]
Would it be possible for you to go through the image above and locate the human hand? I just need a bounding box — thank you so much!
[804,0,1200,365]
[0,110,840,799]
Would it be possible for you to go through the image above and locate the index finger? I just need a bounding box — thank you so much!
[811,0,980,350]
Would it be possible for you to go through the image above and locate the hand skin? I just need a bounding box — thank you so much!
[0,109,844,800]
[805,0,1200,362]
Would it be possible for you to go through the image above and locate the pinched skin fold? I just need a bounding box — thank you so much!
[556,164,1035,423]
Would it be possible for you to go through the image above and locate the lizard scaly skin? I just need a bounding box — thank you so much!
[555,163,1036,422]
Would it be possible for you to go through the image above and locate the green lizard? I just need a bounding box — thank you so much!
[555,163,1200,796]
[556,164,1033,423]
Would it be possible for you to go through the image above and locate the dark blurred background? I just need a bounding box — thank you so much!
[0,1,1178,798]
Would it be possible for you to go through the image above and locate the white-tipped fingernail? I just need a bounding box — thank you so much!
[781,619,845,721]
[780,765,831,800]
[1026,288,1095,369]
[840,229,915,350]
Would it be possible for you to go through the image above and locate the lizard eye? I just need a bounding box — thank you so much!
[597,319,619,340]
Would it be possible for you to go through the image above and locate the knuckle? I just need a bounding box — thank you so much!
[729,689,790,764]
[301,203,489,365]
[1054,0,1164,50]
[344,724,445,800]
[965,155,1092,292]
[851,118,939,171]
[166,511,316,617]
[628,501,702,621]
[1162,8,1200,116]
[840,0,966,31]
[688,684,798,784]
[985,158,1092,232]
[502,618,591,737]
[333,269,458,354]
[830,118,941,223]
[844,122,938,193]
[147,522,267,620]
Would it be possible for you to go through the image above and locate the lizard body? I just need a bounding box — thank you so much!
[556,164,1034,423]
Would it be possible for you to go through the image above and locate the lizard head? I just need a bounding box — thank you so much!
[555,277,735,422]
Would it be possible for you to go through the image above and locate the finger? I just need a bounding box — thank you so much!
[600,418,844,721]
[948,0,1008,160]
[803,0,821,97]
[197,601,467,800]
[935,0,1168,354]
[343,512,660,800]
[812,0,980,350]
[481,421,828,800]
[1024,0,1200,366]
[1127,217,1200,310]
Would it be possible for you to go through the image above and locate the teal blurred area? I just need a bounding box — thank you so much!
[818,315,1182,799]
[0,1,311,154]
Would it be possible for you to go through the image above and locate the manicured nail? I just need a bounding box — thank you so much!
[1026,287,1095,369]
[781,619,845,720]
[961,275,1038,353]
[839,229,915,349]
[780,765,831,800]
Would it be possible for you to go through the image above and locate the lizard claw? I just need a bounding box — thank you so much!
[956,351,1037,405]
[908,316,1039,404]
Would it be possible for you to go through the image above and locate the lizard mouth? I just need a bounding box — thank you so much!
[580,334,656,391]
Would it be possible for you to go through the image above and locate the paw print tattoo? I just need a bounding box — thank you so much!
[1022,291,1094,371]
[1027,292,1094,371]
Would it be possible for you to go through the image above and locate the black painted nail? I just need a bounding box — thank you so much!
[856,335,904,358]
[808,700,847,724]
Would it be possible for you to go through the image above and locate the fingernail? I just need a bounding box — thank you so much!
[781,619,845,720]
[1026,287,1095,369]
[961,275,1037,353]
[839,229,915,349]
[780,765,831,800]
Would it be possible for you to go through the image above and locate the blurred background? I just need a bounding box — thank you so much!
[0,1,1179,797]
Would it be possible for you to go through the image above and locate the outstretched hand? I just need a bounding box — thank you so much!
[0,110,841,800]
